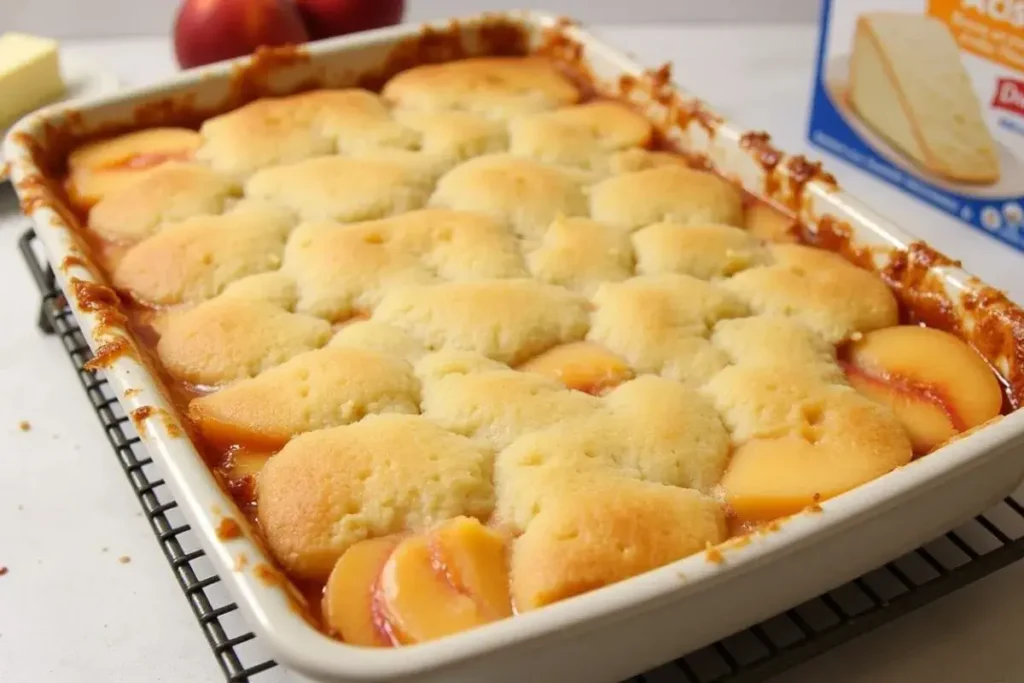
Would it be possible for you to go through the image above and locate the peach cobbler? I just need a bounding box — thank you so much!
[60,56,1008,647]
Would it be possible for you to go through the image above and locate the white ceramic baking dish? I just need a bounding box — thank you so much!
[6,11,1024,683]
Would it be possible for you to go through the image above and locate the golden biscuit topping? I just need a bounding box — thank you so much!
[382,57,580,120]
[65,54,997,645]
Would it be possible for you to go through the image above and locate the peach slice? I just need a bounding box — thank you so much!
[192,406,292,453]
[380,517,511,645]
[721,391,913,523]
[843,325,1003,454]
[321,518,512,647]
[518,341,634,395]
[433,516,512,621]
[66,128,202,207]
[225,449,272,481]
[322,536,401,647]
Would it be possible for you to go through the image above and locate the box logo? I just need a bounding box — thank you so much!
[993,77,1024,115]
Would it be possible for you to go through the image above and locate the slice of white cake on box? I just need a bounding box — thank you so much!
[0,33,65,130]
[848,12,1000,185]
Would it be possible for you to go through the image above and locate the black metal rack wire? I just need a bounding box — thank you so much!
[19,227,1024,683]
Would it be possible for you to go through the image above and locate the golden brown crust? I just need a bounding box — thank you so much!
[329,320,426,363]
[724,244,900,343]
[632,223,770,280]
[67,128,203,204]
[197,89,418,179]
[495,375,730,532]
[743,202,799,243]
[257,414,494,580]
[709,315,840,377]
[526,216,634,295]
[245,154,440,224]
[341,209,527,281]
[511,480,726,611]
[189,346,421,448]
[156,298,332,386]
[419,351,603,451]
[111,201,294,306]
[509,102,653,169]
[393,109,509,162]
[375,279,591,366]
[587,274,748,384]
[382,57,580,120]
[280,221,436,322]
[589,166,745,232]
[430,154,590,243]
[88,163,241,244]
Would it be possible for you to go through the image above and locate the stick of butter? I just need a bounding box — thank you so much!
[0,33,66,129]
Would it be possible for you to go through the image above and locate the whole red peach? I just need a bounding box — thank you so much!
[294,0,405,41]
[173,0,310,69]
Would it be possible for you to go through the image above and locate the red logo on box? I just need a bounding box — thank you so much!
[992,78,1024,117]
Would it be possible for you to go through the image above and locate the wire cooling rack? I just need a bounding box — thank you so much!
[19,227,1024,683]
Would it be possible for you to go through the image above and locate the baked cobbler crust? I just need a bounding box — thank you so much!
[64,54,1003,646]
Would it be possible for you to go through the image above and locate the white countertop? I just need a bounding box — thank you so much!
[1,24,1023,683]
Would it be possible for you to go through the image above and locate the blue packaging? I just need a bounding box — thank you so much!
[808,0,1024,252]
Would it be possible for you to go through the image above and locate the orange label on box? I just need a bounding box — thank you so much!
[928,0,1024,70]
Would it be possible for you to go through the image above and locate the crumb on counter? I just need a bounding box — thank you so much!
[118,555,131,564]
[0,566,8,576]
[17,421,30,432]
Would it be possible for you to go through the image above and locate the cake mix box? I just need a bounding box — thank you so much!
[808,0,1024,251]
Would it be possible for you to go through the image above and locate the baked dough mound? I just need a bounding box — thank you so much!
[429,153,590,243]
[197,89,419,179]
[495,375,730,529]
[88,162,240,244]
[189,346,421,449]
[633,223,770,280]
[511,480,726,611]
[374,279,591,365]
[74,54,920,621]
[382,57,580,120]
[244,153,442,224]
[724,244,899,343]
[67,128,203,205]
[589,165,745,232]
[509,101,653,169]
[527,216,635,296]
[417,350,603,451]
[157,298,332,386]
[257,413,495,580]
[587,274,749,385]
[112,201,294,306]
